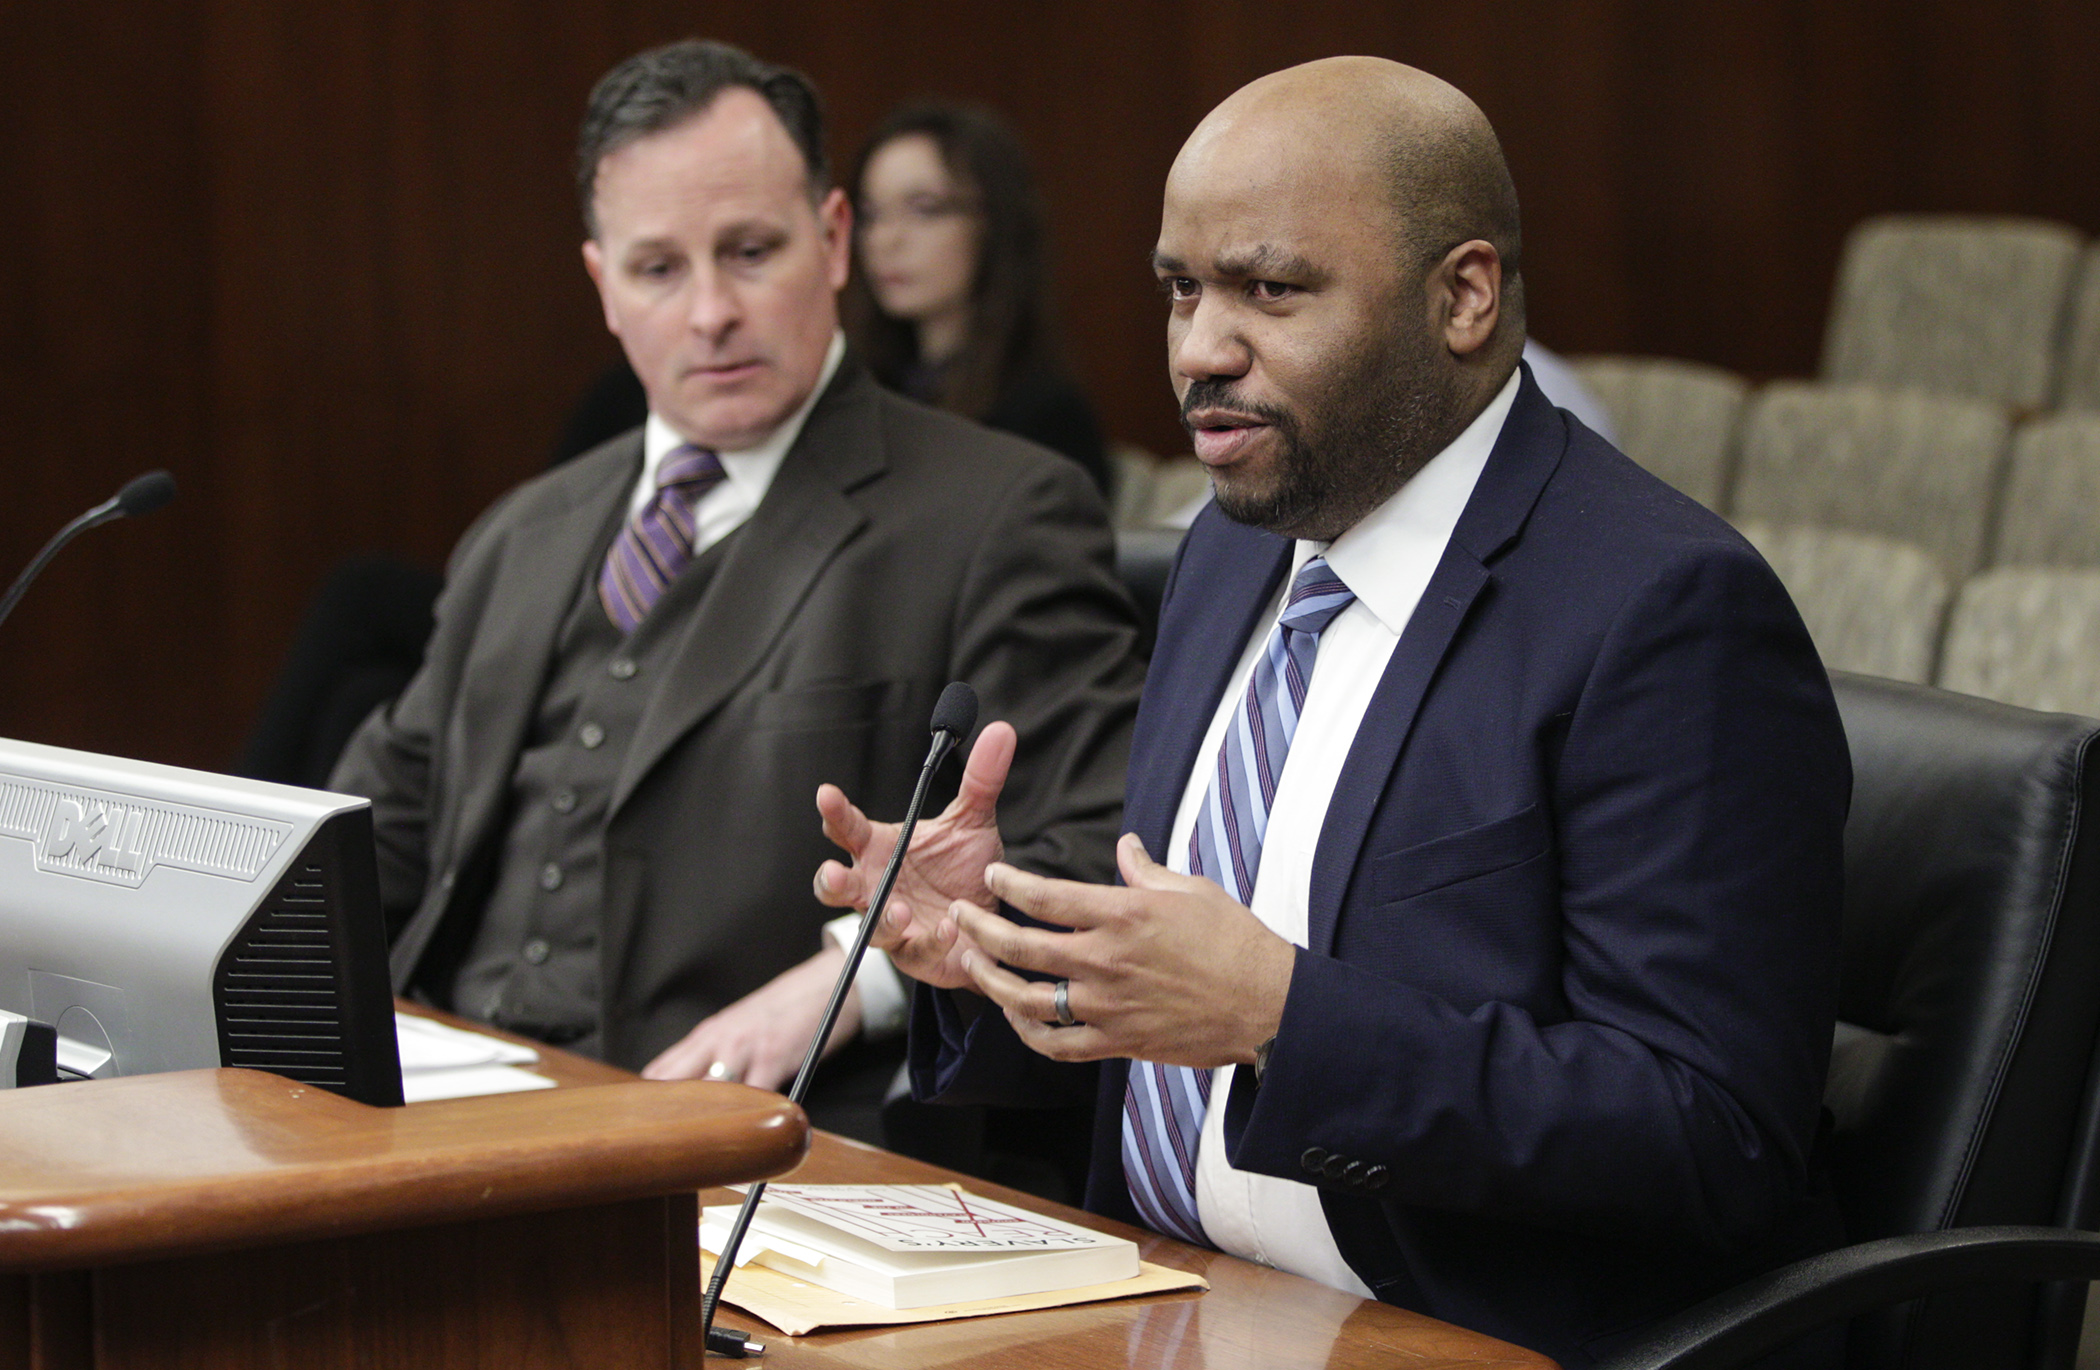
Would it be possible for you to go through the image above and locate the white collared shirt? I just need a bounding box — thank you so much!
[1174,368,1523,1294]
[627,332,911,1036]
[630,331,846,542]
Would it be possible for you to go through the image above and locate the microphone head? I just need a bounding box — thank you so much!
[114,470,177,519]
[929,681,978,740]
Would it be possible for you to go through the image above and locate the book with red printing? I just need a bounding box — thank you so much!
[700,1184,1140,1309]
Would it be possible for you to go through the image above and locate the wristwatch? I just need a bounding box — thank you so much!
[1253,1033,1278,1082]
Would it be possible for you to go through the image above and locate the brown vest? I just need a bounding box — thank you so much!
[450,522,739,1054]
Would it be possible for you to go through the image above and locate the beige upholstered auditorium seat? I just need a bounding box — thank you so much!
[1732,381,2010,581]
[1108,441,1160,530]
[1569,355,1748,508]
[1107,445,1214,531]
[1821,214,2084,410]
[1938,569,2100,715]
[1736,521,1950,683]
[1993,414,2100,568]
[2056,245,2100,412]
[1146,459,1215,528]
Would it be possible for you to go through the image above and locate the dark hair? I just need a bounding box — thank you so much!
[844,102,1062,421]
[577,39,827,235]
[1387,117,1526,350]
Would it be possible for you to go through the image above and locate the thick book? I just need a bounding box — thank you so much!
[700,1183,1140,1309]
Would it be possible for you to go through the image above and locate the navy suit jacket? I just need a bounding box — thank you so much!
[912,371,1850,1366]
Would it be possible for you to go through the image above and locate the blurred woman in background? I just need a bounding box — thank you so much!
[847,102,1109,493]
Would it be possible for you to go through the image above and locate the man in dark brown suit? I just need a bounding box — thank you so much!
[330,39,1142,1141]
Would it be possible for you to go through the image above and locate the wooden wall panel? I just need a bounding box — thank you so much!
[2,1,2097,769]
[0,2,220,767]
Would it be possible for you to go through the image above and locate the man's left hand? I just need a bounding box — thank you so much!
[641,944,862,1089]
[952,833,1296,1067]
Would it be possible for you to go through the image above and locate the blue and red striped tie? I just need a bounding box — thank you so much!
[598,444,726,634]
[1122,556,1356,1246]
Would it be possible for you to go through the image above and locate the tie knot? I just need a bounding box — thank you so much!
[658,444,724,492]
[1278,556,1355,637]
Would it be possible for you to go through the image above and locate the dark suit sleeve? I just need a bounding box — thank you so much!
[947,451,1143,891]
[327,502,511,935]
[904,451,1141,1111]
[1225,541,1847,1253]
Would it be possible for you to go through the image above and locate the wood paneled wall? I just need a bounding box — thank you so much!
[4,1,2098,768]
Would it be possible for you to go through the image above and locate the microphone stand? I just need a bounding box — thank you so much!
[0,471,178,634]
[0,504,123,633]
[700,688,973,1359]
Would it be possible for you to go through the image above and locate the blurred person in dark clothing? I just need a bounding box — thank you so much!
[847,102,1108,493]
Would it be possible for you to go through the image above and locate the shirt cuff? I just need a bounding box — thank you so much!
[822,913,908,1039]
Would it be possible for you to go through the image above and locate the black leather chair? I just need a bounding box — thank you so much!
[1610,672,2100,1370]
[236,555,442,788]
[1114,526,1183,654]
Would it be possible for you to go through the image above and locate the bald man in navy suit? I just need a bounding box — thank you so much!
[816,57,1848,1368]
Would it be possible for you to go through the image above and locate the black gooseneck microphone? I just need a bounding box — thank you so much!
[701,681,980,1359]
[0,471,179,633]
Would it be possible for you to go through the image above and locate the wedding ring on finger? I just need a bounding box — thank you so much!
[704,1060,738,1082]
[1052,978,1078,1028]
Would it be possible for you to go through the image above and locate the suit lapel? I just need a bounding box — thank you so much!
[445,439,637,869]
[1123,512,1292,859]
[610,367,881,816]
[1306,370,1568,956]
[1306,553,1488,956]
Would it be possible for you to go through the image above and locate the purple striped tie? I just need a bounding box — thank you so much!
[1122,556,1356,1247]
[598,444,726,634]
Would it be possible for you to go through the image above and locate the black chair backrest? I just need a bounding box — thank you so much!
[1826,672,2100,1370]
[1114,527,1183,655]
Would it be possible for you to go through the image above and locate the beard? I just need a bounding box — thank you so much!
[1185,308,1466,542]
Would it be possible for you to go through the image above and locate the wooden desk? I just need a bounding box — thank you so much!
[0,1062,805,1369]
[435,1010,1555,1370]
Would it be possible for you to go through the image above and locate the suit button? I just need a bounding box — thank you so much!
[1300,1147,1329,1175]
[607,658,637,680]
[1322,1155,1349,1181]
[539,862,564,891]
[578,722,605,749]
[1342,1160,1369,1186]
[1363,1165,1390,1193]
[522,938,551,965]
[551,788,577,814]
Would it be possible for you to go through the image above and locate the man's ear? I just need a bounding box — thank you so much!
[1435,239,1502,358]
[581,240,621,337]
[817,186,853,292]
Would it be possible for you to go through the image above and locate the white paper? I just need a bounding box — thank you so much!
[395,1013,540,1070]
[700,1217,827,1270]
[400,1062,557,1103]
[394,1013,552,1102]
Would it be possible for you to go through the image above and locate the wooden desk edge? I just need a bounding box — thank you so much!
[0,1068,808,1271]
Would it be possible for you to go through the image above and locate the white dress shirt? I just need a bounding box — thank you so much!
[627,333,910,1036]
[1174,369,1522,1294]
[631,331,845,538]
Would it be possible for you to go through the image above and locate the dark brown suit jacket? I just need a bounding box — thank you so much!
[333,361,1144,1079]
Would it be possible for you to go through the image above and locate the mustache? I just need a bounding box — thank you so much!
[1180,380,1294,431]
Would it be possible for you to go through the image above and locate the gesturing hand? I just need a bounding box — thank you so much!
[952,833,1297,1068]
[812,722,1015,991]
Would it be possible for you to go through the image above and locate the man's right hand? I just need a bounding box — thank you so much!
[814,721,1015,991]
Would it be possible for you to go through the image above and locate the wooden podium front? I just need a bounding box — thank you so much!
[0,1067,806,1370]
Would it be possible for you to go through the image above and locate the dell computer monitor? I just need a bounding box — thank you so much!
[0,737,403,1106]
